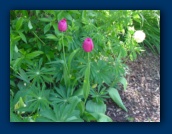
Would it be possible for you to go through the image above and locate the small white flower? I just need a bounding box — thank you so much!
[133,30,146,43]
[24,83,27,86]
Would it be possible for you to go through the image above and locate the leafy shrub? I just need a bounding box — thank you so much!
[133,10,160,54]
[10,10,159,122]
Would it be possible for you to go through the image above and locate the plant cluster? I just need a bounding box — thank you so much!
[10,10,159,122]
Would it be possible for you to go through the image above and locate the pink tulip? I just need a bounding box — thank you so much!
[82,38,94,52]
[58,18,67,32]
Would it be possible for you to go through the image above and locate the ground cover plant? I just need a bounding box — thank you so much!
[10,10,160,122]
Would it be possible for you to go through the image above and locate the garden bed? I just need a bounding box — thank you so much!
[106,50,160,122]
[10,10,160,122]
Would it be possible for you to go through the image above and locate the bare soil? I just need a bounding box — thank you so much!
[106,51,160,122]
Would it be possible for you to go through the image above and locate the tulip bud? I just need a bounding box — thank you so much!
[58,18,67,32]
[82,38,94,52]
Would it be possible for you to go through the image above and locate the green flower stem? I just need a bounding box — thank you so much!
[32,31,46,46]
[84,52,90,104]
[87,52,90,76]
[88,52,90,64]
[61,33,70,88]
[88,53,90,75]
[62,33,69,73]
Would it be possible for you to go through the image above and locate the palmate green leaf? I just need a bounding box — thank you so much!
[86,100,106,114]
[91,60,112,85]
[55,86,67,98]
[26,59,55,86]
[25,86,51,112]
[90,86,110,102]
[50,86,80,106]
[108,88,127,112]
[36,100,83,122]
[49,86,68,105]
[26,51,44,59]
[16,17,24,30]
[27,101,40,112]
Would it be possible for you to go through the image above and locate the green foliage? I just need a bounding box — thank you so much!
[49,86,80,106]
[36,99,83,122]
[25,58,55,86]
[24,86,50,112]
[90,85,110,102]
[10,10,159,122]
[133,10,160,54]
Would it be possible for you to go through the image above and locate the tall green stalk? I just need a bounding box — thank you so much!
[61,33,70,88]
[83,52,91,103]
[87,53,90,81]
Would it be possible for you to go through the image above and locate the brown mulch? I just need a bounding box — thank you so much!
[106,51,160,122]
